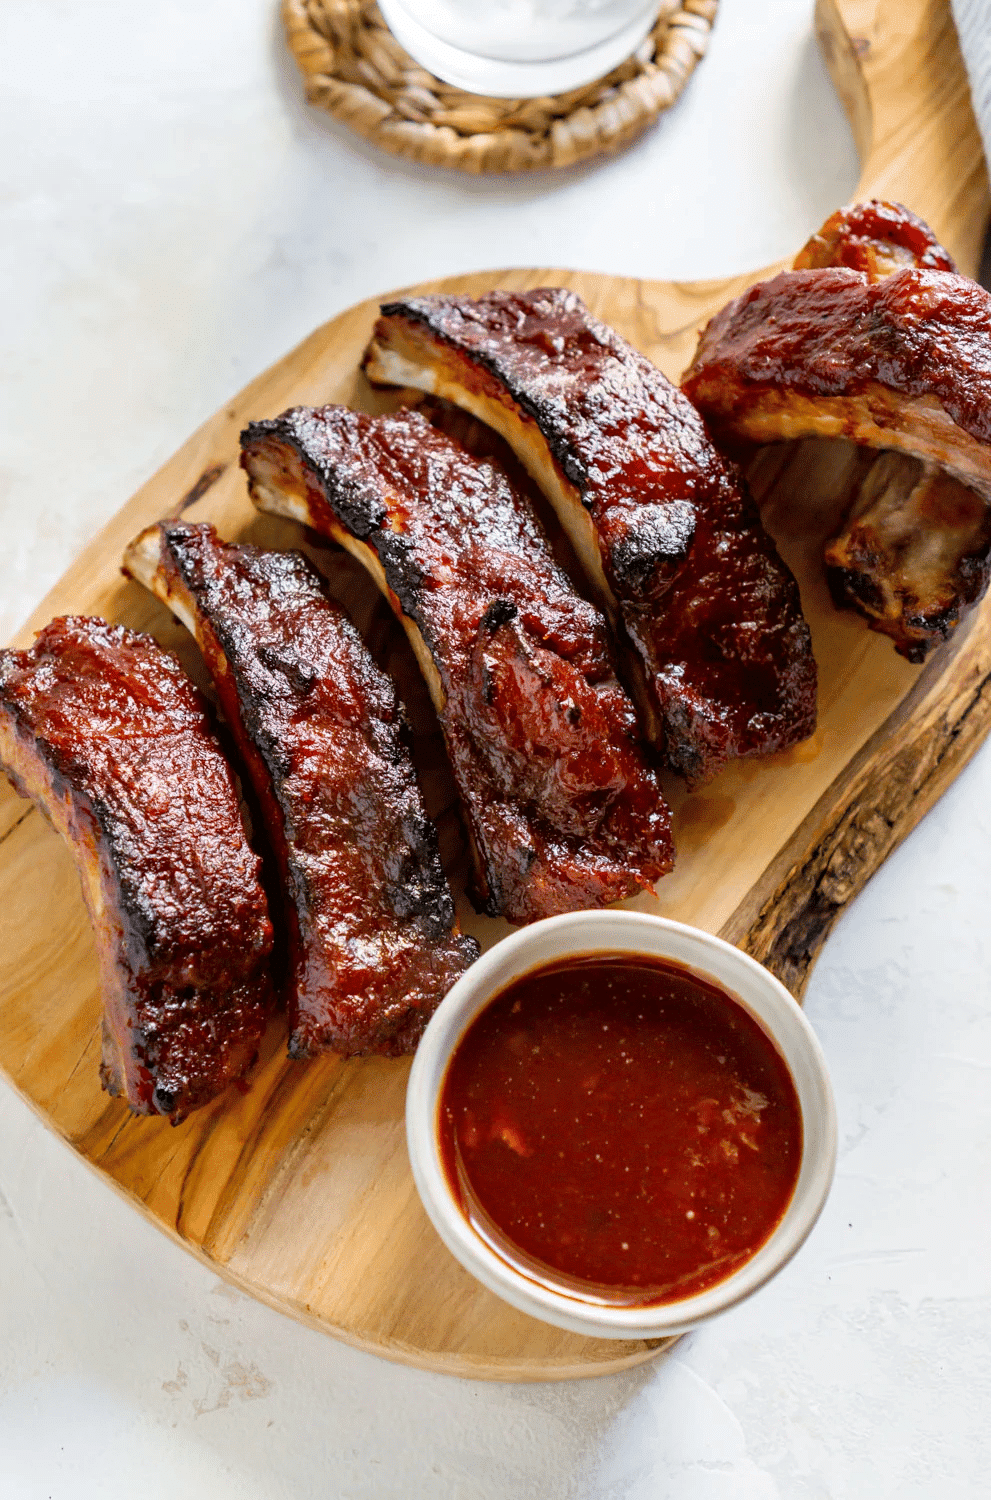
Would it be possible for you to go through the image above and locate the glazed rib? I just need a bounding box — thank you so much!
[0,616,273,1122]
[240,404,674,924]
[682,270,991,494]
[684,200,991,659]
[792,199,957,279]
[123,522,478,1058]
[363,288,816,786]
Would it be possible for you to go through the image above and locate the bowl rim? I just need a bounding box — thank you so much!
[376,0,662,98]
[406,909,838,1340]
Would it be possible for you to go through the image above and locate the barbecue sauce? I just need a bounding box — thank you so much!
[439,953,802,1306]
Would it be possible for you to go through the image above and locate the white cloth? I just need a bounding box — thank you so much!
[952,0,991,168]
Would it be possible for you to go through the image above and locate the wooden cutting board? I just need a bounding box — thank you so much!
[0,0,988,1382]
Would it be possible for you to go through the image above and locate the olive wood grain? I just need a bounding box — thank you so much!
[0,0,987,1381]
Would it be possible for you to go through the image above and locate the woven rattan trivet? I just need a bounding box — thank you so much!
[282,0,718,173]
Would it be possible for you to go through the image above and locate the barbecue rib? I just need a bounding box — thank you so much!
[240,404,675,924]
[362,289,817,786]
[123,522,478,1058]
[0,616,273,1122]
[792,200,957,279]
[683,201,991,659]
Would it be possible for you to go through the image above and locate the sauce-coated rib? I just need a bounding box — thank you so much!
[123,522,478,1058]
[793,200,957,279]
[363,288,817,787]
[684,201,991,660]
[0,616,273,1122]
[240,405,675,924]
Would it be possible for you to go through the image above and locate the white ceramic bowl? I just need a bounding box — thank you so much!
[406,910,837,1340]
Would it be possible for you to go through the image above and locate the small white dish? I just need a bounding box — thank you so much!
[377,0,661,99]
[406,910,837,1340]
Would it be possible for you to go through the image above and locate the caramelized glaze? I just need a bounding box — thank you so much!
[365,289,817,786]
[0,616,273,1121]
[241,405,674,923]
[793,200,957,279]
[125,523,478,1058]
[686,267,991,453]
[684,200,991,660]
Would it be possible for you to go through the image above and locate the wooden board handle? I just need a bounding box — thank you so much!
[720,602,991,995]
[818,0,990,272]
[2,0,990,1381]
[713,0,991,993]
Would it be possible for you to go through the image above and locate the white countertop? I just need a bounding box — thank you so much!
[2,2,990,1495]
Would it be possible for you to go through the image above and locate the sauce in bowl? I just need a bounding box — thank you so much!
[438,952,803,1306]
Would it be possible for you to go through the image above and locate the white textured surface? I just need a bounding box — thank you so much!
[2,0,990,1495]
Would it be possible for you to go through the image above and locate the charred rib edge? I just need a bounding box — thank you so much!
[244,465,449,716]
[364,341,616,619]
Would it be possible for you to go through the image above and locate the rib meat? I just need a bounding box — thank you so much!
[822,449,991,660]
[0,616,273,1122]
[123,522,478,1058]
[362,288,816,786]
[792,199,957,279]
[240,404,674,924]
[683,200,991,659]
